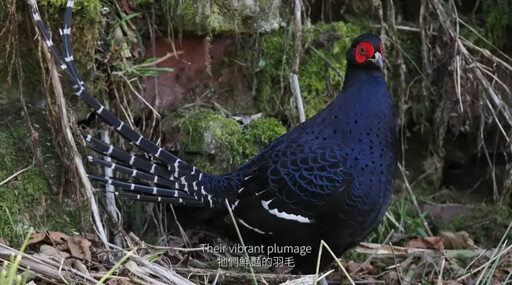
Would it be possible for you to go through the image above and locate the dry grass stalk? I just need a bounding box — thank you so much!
[291,0,305,123]
[28,3,109,246]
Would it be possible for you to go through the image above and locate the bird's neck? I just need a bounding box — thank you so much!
[333,65,391,113]
[342,65,385,92]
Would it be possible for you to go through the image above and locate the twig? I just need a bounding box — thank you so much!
[437,257,445,285]
[119,73,161,119]
[389,244,403,285]
[0,244,97,284]
[174,267,308,284]
[398,163,433,236]
[290,75,305,123]
[385,212,405,232]
[135,51,183,69]
[458,19,512,64]
[0,164,33,186]
[372,24,439,36]
[98,248,136,284]
[456,243,512,281]
[101,130,123,248]
[38,26,109,248]
[353,230,395,274]
[224,199,257,285]
[355,242,489,258]
[314,240,355,285]
[308,45,344,80]
[107,242,194,285]
[290,0,305,123]
[373,0,387,79]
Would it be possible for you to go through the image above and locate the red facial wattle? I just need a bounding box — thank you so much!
[355,41,375,64]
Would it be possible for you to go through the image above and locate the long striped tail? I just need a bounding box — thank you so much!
[27,0,220,208]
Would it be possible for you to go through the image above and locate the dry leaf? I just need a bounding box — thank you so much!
[439,231,476,249]
[81,233,100,243]
[67,236,92,261]
[342,261,374,275]
[406,236,444,251]
[70,259,89,275]
[38,244,70,262]
[47,232,70,244]
[28,231,70,245]
[28,232,46,245]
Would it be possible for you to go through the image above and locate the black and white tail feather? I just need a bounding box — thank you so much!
[27,0,326,247]
[28,0,217,208]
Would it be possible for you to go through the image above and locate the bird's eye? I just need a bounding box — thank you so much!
[354,41,374,64]
[359,46,366,56]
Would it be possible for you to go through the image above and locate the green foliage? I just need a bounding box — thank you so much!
[0,228,32,285]
[245,117,286,153]
[0,121,48,242]
[180,111,286,173]
[0,118,80,244]
[38,0,101,20]
[366,195,430,245]
[0,0,8,23]
[483,0,512,47]
[431,203,512,248]
[36,0,101,84]
[258,22,362,119]
[129,0,154,8]
[177,0,279,34]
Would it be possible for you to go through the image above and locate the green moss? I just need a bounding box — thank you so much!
[36,0,100,82]
[180,110,242,154]
[0,1,8,23]
[181,1,197,25]
[129,0,154,8]
[394,31,432,124]
[179,111,286,174]
[430,204,511,248]
[0,116,81,244]
[179,0,279,34]
[257,22,362,120]
[180,110,245,173]
[181,1,231,34]
[483,0,512,47]
[38,0,101,18]
[245,117,286,156]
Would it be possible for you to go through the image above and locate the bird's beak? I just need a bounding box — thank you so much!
[369,52,384,70]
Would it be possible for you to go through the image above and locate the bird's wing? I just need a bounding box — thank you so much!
[233,142,355,233]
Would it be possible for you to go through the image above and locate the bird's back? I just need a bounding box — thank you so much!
[208,64,398,272]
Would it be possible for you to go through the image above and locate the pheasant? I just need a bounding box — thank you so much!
[29,1,398,273]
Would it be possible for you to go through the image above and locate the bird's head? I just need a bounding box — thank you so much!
[346,33,385,70]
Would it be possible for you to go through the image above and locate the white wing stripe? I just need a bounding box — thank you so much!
[261,199,314,223]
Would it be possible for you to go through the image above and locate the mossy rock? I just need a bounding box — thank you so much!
[157,0,281,34]
[179,110,286,174]
[257,22,362,121]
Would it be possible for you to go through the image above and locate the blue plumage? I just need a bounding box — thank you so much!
[28,3,397,273]
[201,34,398,272]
